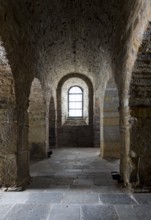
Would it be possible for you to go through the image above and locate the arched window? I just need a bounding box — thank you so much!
[68,86,83,117]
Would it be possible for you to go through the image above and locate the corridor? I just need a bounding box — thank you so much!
[0,148,151,219]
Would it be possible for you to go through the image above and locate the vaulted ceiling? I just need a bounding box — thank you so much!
[0,0,150,93]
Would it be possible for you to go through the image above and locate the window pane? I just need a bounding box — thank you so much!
[68,86,83,117]
[69,94,82,101]
[69,86,82,94]
[69,102,82,109]
[69,110,82,117]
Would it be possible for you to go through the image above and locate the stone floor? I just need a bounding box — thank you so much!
[1,148,151,219]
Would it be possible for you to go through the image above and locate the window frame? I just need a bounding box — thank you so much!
[68,86,84,118]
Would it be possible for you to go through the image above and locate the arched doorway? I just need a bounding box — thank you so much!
[57,73,94,148]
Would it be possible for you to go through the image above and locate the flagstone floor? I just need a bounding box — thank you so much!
[0,148,151,220]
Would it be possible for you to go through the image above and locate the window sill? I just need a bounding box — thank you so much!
[63,117,87,126]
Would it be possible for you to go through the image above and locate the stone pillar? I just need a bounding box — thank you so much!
[129,107,151,187]
[49,96,56,148]
[0,40,30,187]
[103,78,120,158]
[16,108,30,187]
[119,106,132,187]
[0,68,26,187]
[94,97,100,148]
[0,108,18,187]
[28,78,47,159]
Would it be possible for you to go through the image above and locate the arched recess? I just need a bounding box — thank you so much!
[49,96,56,148]
[128,22,151,187]
[57,73,94,148]
[28,78,47,159]
[103,77,120,158]
[0,40,18,187]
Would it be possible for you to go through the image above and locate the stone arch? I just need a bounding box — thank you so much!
[128,22,151,187]
[49,96,56,148]
[103,77,120,158]
[0,40,18,187]
[113,4,151,188]
[28,78,47,159]
[57,73,94,148]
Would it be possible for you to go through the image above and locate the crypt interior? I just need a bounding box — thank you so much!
[0,0,151,219]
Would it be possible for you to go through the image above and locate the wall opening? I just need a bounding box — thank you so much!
[68,86,83,118]
[57,73,94,148]
[28,78,47,159]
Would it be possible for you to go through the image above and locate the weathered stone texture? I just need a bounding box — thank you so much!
[103,78,120,158]
[28,78,47,159]
[128,22,151,187]
[130,108,151,186]
[49,96,56,148]
[0,0,150,189]
[113,0,151,187]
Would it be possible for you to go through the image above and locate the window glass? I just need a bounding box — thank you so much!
[69,86,82,94]
[69,95,82,102]
[69,110,82,117]
[69,102,82,109]
[68,86,83,117]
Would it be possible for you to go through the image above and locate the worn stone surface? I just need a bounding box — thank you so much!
[81,205,118,220]
[28,78,47,159]
[113,0,151,188]
[49,96,56,148]
[128,22,151,187]
[0,148,151,219]
[0,0,150,190]
[99,193,137,205]
[49,205,80,220]
[3,204,51,220]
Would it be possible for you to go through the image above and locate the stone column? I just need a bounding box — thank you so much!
[28,78,47,159]
[16,107,30,187]
[0,68,19,187]
[0,108,18,187]
[119,106,132,188]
